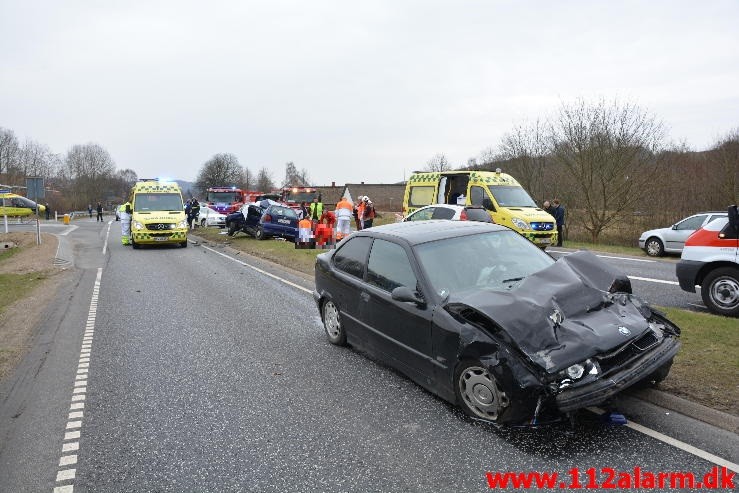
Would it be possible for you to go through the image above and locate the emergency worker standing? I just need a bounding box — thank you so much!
[362,196,375,229]
[119,202,132,245]
[335,196,353,240]
[96,202,103,222]
[189,199,200,229]
[309,196,323,228]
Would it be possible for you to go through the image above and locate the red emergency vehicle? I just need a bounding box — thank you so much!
[205,187,262,215]
[280,187,318,209]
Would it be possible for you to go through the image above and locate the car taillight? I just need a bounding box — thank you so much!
[460,210,468,221]
[264,214,272,222]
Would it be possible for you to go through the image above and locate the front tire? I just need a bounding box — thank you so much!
[701,267,739,317]
[322,300,346,346]
[131,236,140,249]
[454,361,510,423]
[228,223,238,237]
[180,241,188,248]
[645,237,664,257]
[201,218,206,228]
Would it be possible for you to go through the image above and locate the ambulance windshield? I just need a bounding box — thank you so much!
[488,186,537,208]
[134,193,184,212]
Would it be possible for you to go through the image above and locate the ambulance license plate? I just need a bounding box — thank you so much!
[155,237,169,242]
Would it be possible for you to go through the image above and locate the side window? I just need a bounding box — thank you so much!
[407,208,434,221]
[675,215,707,230]
[367,239,418,293]
[708,214,725,225]
[431,207,455,220]
[333,237,372,279]
[409,186,435,207]
[470,186,486,207]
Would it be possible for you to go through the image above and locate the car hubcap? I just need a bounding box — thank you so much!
[459,366,508,421]
[647,240,660,256]
[710,276,739,309]
[324,302,341,338]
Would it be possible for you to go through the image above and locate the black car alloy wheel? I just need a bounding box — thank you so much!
[322,300,346,346]
[455,361,510,422]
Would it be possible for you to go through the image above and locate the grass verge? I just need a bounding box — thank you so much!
[0,272,47,316]
[194,226,736,414]
[657,307,738,414]
[560,240,650,257]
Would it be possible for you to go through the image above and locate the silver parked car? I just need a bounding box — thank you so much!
[198,206,227,228]
[638,212,727,257]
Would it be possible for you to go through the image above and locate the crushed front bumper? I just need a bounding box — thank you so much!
[555,337,680,413]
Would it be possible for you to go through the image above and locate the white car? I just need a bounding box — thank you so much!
[638,212,727,257]
[403,204,493,223]
[198,206,227,228]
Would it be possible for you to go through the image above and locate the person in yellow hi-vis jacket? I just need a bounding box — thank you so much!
[118,202,132,245]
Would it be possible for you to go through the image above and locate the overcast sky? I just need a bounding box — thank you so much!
[2,1,738,185]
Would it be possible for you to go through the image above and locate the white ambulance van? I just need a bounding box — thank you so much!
[676,205,739,317]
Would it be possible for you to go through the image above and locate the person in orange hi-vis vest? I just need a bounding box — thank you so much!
[296,217,313,248]
[356,197,366,230]
[335,196,353,240]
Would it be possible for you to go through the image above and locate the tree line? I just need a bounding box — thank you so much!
[425,98,738,244]
[193,155,311,196]
[0,127,137,213]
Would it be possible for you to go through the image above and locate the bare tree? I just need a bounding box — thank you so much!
[550,98,666,243]
[0,127,20,179]
[195,153,245,192]
[707,128,739,205]
[424,153,452,172]
[281,161,311,187]
[499,119,549,201]
[65,143,116,207]
[255,167,275,192]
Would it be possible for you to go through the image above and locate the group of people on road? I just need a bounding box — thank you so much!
[87,202,104,221]
[543,199,565,247]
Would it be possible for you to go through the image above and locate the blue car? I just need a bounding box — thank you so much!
[225,200,299,241]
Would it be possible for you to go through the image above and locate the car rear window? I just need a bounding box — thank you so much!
[464,208,492,223]
[333,236,372,278]
[269,206,297,219]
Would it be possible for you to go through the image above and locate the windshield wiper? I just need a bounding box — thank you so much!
[502,277,524,283]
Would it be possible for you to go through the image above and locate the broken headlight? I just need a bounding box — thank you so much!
[558,359,599,389]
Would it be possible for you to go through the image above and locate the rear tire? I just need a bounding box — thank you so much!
[200,218,206,228]
[255,226,266,240]
[645,237,664,257]
[700,267,739,317]
[322,300,346,346]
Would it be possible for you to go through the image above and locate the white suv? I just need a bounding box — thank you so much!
[676,206,739,317]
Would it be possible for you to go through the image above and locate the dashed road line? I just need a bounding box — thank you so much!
[53,267,102,493]
[595,254,656,263]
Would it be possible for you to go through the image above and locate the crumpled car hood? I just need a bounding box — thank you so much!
[446,251,651,373]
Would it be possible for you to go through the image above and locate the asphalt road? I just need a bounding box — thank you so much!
[0,219,737,492]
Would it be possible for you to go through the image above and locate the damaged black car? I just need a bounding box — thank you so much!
[313,221,680,426]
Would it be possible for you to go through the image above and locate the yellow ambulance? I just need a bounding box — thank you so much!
[129,179,188,249]
[402,169,557,247]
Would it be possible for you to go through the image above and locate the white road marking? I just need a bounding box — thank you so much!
[62,442,79,452]
[56,469,75,481]
[102,221,112,254]
[53,267,102,492]
[628,275,680,286]
[59,455,77,467]
[587,407,738,473]
[58,225,78,236]
[202,245,312,294]
[597,254,656,263]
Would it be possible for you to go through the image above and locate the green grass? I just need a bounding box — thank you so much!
[560,240,648,257]
[0,247,20,263]
[0,273,47,315]
[656,307,739,413]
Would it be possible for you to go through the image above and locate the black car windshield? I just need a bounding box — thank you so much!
[488,186,537,208]
[414,230,554,297]
[134,193,183,212]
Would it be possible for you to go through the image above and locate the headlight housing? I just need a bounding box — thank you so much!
[511,218,530,230]
[177,220,188,228]
[133,221,144,230]
[558,359,599,389]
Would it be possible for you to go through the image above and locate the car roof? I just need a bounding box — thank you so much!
[355,220,508,245]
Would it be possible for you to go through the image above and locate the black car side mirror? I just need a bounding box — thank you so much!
[391,286,425,306]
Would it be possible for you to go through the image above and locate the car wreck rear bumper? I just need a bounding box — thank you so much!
[555,337,680,413]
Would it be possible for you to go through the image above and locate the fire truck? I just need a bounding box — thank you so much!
[205,187,263,215]
[280,187,318,208]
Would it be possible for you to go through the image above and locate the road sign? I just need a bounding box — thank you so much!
[26,177,44,200]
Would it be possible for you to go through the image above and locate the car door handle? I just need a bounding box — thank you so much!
[360,292,370,302]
